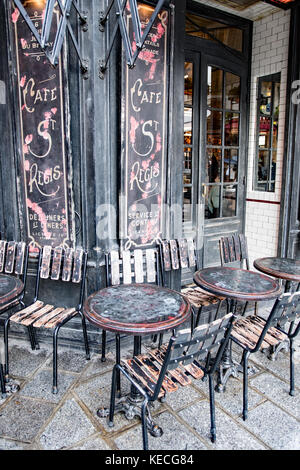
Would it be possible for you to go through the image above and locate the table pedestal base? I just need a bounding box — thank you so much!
[267,339,289,361]
[97,395,163,438]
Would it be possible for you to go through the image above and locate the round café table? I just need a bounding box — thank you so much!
[0,273,25,397]
[83,283,191,436]
[254,257,300,292]
[193,266,282,390]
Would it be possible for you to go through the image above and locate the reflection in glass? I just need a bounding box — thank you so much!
[207,110,222,145]
[258,116,271,148]
[225,73,240,111]
[224,149,238,182]
[225,113,239,146]
[258,150,269,182]
[184,62,193,106]
[185,13,243,53]
[208,67,223,109]
[222,185,237,217]
[206,184,221,219]
[206,148,221,183]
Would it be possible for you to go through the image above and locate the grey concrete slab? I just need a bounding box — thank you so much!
[39,398,96,450]
[5,344,50,378]
[250,372,300,418]
[165,384,204,411]
[114,411,208,451]
[70,434,112,450]
[45,349,92,374]
[239,401,300,450]
[0,396,55,442]
[81,352,115,378]
[178,401,266,450]
[0,438,31,450]
[251,349,300,388]
[19,369,77,403]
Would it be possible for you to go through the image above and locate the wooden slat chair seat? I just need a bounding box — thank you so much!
[4,246,90,394]
[159,239,225,328]
[230,291,300,420]
[108,313,235,450]
[101,247,160,364]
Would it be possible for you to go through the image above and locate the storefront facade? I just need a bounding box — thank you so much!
[0,0,299,348]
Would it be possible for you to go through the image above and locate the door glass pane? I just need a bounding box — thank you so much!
[258,150,269,182]
[207,110,222,145]
[224,149,238,182]
[208,67,223,108]
[183,62,194,223]
[225,72,240,111]
[206,148,221,183]
[184,62,193,105]
[258,116,271,148]
[185,14,243,53]
[222,185,237,217]
[206,184,221,219]
[225,112,239,146]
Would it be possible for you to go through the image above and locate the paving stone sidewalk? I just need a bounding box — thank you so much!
[0,324,299,451]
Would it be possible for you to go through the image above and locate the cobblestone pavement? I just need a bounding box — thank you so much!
[0,308,299,451]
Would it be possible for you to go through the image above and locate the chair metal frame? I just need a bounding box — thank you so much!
[4,245,90,394]
[109,313,235,450]
[231,291,300,420]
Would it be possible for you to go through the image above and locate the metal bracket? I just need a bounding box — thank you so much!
[99,0,168,77]
[13,0,89,78]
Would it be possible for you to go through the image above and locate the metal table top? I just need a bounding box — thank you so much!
[193,266,282,302]
[254,257,300,282]
[0,273,24,307]
[83,283,191,335]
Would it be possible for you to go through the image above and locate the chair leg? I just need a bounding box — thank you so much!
[242,351,250,420]
[141,399,149,451]
[0,363,6,398]
[116,334,121,397]
[289,338,295,397]
[195,306,203,328]
[4,317,10,381]
[158,333,164,348]
[108,365,118,427]
[101,330,107,362]
[79,312,90,360]
[52,326,60,394]
[208,373,216,443]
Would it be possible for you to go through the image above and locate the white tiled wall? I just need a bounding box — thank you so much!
[245,9,290,267]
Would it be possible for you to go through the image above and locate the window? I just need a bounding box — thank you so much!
[254,73,281,192]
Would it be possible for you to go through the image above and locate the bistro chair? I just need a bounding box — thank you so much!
[231,291,300,420]
[108,312,235,450]
[219,233,258,316]
[159,239,225,330]
[4,245,90,394]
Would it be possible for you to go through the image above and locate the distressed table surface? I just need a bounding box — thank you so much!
[254,257,300,282]
[194,266,282,302]
[0,274,24,306]
[83,284,191,335]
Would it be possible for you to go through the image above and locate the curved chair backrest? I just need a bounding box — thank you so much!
[219,234,249,270]
[0,241,28,277]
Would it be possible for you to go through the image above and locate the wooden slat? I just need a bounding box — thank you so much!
[233,234,241,261]
[228,236,235,262]
[72,248,84,283]
[161,241,171,271]
[169,240,179,270]
[62,248,74,282]
[181,286,222,308]
[239,234,248,261]
[21,304,55,326]
[135,355,178,393]
[14,242,26,275]
[183,363,204,379]
[9,301,44,323]
[148,349,192,386]
[33,307,65,328]
[146,249,156,283]
[220,237,230,264]
[178,239,189,269]
[134,249,144,283]
[110,250,120,286]
[51,246,63,280]
[0,240,7,272]
[40,246,52,279]
[5,242,16,274]
[123,358,164,398]
[122,250,132,284]
[43,307,77,328]
[187,239,196,267]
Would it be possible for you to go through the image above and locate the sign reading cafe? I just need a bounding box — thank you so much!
[121,3,169,248]
[12,0,73,248]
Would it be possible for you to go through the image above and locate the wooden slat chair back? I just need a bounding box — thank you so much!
[231,291,300,420]
[219,234,250,270]
[5,245,90,393]
[101,247,160,363]
[110,313,235,450]
[159,239,225,327]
